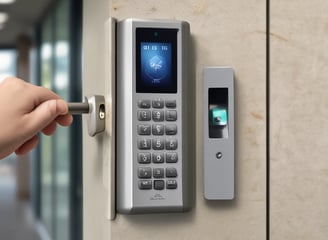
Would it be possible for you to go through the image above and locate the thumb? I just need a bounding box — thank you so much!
[26,99,68,134]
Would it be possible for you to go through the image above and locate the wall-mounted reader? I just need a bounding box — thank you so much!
[203,67,234,200]
[116,18,192,214]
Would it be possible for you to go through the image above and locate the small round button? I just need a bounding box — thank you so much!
[216,152,223,159]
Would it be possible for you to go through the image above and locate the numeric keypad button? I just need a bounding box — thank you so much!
[152,110,164,121]
[138,124,151,135]
[152,153,164,163]
[166,152,178,163]
[165,138,178,150]
[137,139,151,150]
[165,100,176,108]
[139,180,152,189]
[138,100,151,108]
[138,110,151,121]
[165,124,177,135]
[153,168,164,178]
[152,99,164,108]
[166,167,178,178]
[138,153,151,164]
[166,180,178,189]
[166,110,177,121]
[154,180,165,190]
[152,124,164,135]
[138,167,152,178]
[152,138,165,150]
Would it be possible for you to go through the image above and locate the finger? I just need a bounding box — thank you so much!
[42,121,57,135]
[42,115,73,135]
[56,114,73,127]
[25,99,68,135]
[29,84,63,106]
[15,135,39,155]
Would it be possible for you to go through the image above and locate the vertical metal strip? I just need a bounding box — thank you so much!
[266,0,270,239]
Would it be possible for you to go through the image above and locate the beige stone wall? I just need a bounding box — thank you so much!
[271,1,328,239]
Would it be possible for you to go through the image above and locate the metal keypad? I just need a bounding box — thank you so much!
[137,98,178,190]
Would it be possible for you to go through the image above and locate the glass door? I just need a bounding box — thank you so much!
[37,0,82,239]
[53,1,71,239]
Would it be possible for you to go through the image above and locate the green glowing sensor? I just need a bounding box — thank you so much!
[210,107,227,126]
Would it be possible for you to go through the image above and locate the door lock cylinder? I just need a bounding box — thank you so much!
[68,95,106,136]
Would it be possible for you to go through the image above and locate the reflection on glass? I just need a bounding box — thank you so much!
[40,13,54,237]
[54,1,70,240]
[0,50,16,82]
[55,41,69,90]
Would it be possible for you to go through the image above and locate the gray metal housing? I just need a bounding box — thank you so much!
[203,67,235,200]
[116,18,192,213]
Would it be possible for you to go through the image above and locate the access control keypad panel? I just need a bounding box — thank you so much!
[137,98,178,191]
[116,19,191,213]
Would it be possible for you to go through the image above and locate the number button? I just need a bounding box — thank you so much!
[153,168,164,178]
[138,167,152,178]
[152,138,165,150]
[152,153,164,163]
[137,139,151,150]
[166,152,178,163]
[138,124,151,135]
[138,110,151,121]
[152,124,164,135]
[165,139,178,150]
[166,167,178,178]
[154,180,165,190]
[138,153,151,164]
[152,110,164,121]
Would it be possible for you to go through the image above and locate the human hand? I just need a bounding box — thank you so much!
[0,77,73,159]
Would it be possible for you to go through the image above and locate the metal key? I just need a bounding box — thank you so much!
[68,102,90,114]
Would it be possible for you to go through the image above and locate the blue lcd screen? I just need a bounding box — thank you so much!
[141,42,172,86]
[136,28,177,93]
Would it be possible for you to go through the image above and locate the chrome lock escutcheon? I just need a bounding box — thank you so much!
[68,95,106,136]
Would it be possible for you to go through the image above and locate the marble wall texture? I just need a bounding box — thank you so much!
[271,0,328,239]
